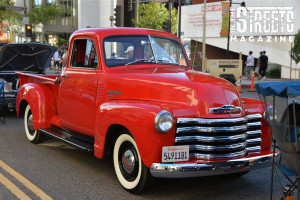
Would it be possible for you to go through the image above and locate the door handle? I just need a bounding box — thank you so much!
[61,74,69,78]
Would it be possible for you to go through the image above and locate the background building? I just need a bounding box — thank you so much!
[182,0,300,79]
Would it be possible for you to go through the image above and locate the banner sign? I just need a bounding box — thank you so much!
[181,2,295,40]
[181,2,223,38]
[220,2,230,36]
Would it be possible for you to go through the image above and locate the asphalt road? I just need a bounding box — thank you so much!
[0,89,289,200]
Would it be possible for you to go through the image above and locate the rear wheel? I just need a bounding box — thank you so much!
[113,132,152,194]
[24,104,44,144]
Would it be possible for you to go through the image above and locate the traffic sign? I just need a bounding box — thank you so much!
[0,5,27,11]
[9,6,27,11]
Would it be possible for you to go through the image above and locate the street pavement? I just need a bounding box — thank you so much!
[240,76,286,89]
[0,88,291,200]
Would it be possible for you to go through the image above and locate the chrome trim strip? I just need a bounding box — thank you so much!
[175,134,247,143]
[177,117,247,125]
[245,114,262,120]
[190,150,246,160]
[246,130,262,137]
[246,146,261,152]
[189,142,247,151]
[176,125,248,134]
[247,122,262,127]
[150,152,278,178]
[246,138,262,144]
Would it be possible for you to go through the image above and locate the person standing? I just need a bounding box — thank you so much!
[61,48,68,73]
[244,51,254,80]
[58,49,64,71]
[52,50,60,74]
[259,51,268,80]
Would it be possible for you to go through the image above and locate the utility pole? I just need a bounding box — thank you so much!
[202,0,207,72]
[135,0,139,27]
[178,0,181,39]
[226,0,232,59]
[169,0,172,32]
[23,0,27,16]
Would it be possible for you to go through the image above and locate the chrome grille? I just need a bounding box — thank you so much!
[175,114,262,160]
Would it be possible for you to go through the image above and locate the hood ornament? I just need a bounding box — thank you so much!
[209,105,242,114]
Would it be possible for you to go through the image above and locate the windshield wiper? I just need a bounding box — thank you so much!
[125,59,155,67]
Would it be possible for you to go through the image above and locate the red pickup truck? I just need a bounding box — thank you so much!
[16,28,275,194]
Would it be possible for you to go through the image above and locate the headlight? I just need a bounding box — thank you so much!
[263,105,278,125]
[155,110,174,133]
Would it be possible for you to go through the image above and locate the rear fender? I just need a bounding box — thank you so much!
[95,101,177,168]
[17,83,57,130]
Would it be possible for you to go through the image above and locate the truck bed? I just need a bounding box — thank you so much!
[16,72,60,111]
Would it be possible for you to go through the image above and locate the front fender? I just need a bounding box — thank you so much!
[242,97,272,151]
[95,100,177,168]
[17,83,57,130]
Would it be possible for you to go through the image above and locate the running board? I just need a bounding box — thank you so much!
[38,128,94,152]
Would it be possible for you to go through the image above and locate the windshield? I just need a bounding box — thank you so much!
[103,35,189,68]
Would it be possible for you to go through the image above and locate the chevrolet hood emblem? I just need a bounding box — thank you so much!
[209,105,242,114]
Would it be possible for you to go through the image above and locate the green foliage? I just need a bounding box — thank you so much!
[58,36,67,47]
[190,44,201,52]
[133,2,178,34]
[28,3,62,26]
[0,1,23,25]
[266,66,281,79]
[290,30,300,64]
[28,3,62,43]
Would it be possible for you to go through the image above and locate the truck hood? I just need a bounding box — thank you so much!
[107,66,244,118]
[0,43,57,74]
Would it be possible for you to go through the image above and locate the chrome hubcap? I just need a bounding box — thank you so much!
[27,114,35,134]
[121,149,136,174]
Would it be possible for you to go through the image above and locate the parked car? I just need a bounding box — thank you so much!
[0,43,57,110]
[16,28,276,194]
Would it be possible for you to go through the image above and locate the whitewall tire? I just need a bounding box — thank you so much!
[113,132,152,194]
[24,104,43,144]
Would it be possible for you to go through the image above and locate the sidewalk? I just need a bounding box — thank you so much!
[240,76,285,88]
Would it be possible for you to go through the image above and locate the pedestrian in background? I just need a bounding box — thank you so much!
[256,52,263,79]
[244,51,254,80]
[259,51,268,80]
[52,49,60,74]
[61,48,68,73]
[0,43,4,52]
[59,49,64,71]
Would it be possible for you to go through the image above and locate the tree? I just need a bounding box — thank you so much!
[0,1,23,39]
[28,3,62,44]
[133,2,178,34]
[290,30,300,64]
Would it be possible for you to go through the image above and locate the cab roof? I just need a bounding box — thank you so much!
[71,27,179,41]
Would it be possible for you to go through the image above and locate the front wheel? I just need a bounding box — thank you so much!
[113,132,152,194]
[24,104,44,144]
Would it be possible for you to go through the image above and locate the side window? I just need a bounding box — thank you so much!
[70,39,98,68]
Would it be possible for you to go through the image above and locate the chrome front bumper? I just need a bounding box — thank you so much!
[150,153,278,178]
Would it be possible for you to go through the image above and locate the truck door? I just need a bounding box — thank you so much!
[58,38,99,137]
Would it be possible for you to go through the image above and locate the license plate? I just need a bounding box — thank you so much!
[162,145,189,162]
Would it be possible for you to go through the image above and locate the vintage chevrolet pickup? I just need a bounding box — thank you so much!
[16,28,276,194]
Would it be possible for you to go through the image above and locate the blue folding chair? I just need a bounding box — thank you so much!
[0,81,5,123]
[256,81,300,200]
